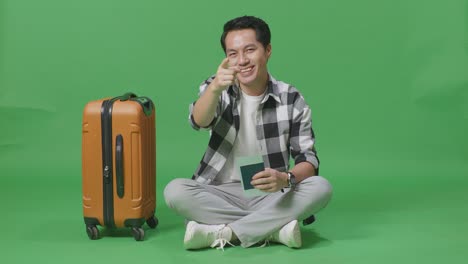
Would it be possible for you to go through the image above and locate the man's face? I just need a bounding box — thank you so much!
[225,29,271,89]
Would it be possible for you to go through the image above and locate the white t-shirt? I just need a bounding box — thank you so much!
[214,89,265,184]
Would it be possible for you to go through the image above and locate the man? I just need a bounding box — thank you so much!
[164,16,332,250]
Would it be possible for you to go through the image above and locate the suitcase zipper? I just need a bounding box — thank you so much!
[101,99,115,228]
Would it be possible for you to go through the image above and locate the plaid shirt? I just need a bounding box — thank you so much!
[189,74,319,184]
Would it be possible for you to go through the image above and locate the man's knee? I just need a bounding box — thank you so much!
[313,176,333,199]
[301,176,333,205]
[163,178,196,209]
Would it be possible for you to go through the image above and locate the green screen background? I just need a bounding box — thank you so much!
[1,0,467,263]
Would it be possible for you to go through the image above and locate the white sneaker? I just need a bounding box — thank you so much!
[184,221,234,250]
[268,220,302,248]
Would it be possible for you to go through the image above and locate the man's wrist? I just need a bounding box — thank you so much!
[287,172,297,189]
[282,172,289,188]
[208,82,224,96]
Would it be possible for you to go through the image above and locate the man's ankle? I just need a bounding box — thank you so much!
[226,225,238,242]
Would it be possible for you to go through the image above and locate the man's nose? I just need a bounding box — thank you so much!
[238,54,249,65]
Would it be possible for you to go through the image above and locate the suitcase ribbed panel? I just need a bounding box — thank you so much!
[110,100,155,228]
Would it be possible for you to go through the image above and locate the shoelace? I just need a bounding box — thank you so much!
[259,239,271,248]
[209,226,235,251]
[211,238,235,251]
[259,234,275,248]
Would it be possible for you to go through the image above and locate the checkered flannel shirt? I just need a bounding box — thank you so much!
[189,74,319,184]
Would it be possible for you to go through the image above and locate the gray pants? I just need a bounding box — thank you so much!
[164,176,332,247]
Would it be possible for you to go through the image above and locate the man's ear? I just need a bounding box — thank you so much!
[266,44,272,59]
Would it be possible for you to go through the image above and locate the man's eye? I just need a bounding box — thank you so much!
[229,53,237,57]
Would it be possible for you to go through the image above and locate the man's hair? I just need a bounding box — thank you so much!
[220,16,271,52]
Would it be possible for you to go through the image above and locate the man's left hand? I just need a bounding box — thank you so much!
[251,168,288,193]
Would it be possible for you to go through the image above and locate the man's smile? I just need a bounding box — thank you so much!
[240,66,254,74]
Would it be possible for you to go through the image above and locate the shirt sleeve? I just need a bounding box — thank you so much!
[289,95,320,172]
[188,76,222,131]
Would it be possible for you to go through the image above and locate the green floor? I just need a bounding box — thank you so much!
[2,157,467,264]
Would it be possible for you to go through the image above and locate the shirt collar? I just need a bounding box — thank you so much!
[227,74,282,104]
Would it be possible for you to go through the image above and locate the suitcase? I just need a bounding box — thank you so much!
[82,92,158,241]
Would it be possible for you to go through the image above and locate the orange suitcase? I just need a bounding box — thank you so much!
[82,93,157,241]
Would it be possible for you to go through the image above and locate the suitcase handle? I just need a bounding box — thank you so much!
[111,92,137,102]
[112,93,154,117]
[115,134,125,198]
[130,96,154,116]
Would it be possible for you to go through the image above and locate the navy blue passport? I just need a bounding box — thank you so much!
[240,162,265,190]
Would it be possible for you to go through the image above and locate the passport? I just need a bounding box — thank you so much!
[240,162,265,190]
[236,155,266,196]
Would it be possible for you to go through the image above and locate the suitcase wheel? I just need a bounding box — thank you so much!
[86,225,99,240]
[131,227,145,241]
[146,216,159,229]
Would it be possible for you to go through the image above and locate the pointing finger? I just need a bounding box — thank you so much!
[228,66,240,73]
[220,57,230,69]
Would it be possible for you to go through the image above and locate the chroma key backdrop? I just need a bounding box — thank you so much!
[1,0,467,264]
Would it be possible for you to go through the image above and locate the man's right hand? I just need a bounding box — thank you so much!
[192,58,238,127]
[209,58,239,94]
